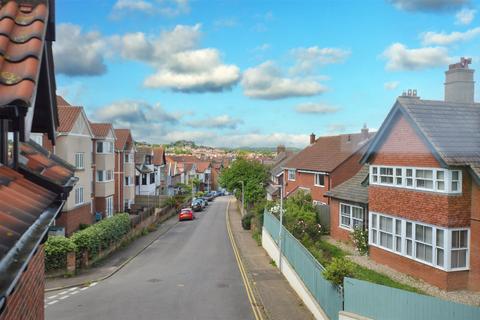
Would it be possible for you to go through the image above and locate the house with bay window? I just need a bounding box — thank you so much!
[360,58,480,291]
[135,146,156,195]
[91,123,116,218]
[44,97,95,235]
[283,128,373,206]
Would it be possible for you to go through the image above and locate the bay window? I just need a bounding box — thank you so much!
[370,166,461,194]
[369,212,469,271]
[97,141,113,154]
[97,170,113,182]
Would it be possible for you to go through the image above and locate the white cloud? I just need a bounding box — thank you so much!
[295,102,339,114]
[382,43,451,71]
[112,0,189,17]
[389,0,469,12]
[186,115,243,129]
[456,8,476,24]
[421,27,480,45]
[53,24,108,76]
[242,61,327,99]
[213,18,238,28]
[384,81,400,90]
[290,46,350,74]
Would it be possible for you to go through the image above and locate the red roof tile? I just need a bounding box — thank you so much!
[196,161,211,173]
[0,1,49,108]
[90,122,114,139]
[285,132,374,172]
[56,95,71,106]
[114,128,132,150]
[153,147,165,165]
[57,106,82,133]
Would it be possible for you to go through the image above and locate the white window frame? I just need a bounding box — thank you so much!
[287,169,296,181]
[124,176,133,186]
[370,165,462,194]
[97,140,114,154]
[74,186,84,205]
[314,173,325,187]
[106,196,114,218]
[339,203,365,231]
[369,211,469,271]
[75,152,85,170]
[97,170,113,182]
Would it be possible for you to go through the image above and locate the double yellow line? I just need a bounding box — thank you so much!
[226,200,265,320]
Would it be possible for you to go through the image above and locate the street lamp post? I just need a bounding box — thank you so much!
[239,180,245,217]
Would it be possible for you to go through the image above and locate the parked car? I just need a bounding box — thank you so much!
[191,199,203,212]
[195,197,208,207]
[204,193,215,201]
[179,208,195,221]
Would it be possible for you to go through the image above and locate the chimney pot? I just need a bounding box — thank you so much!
[310,133,316,144]
[361,124,369,139]
[445,57,475,104]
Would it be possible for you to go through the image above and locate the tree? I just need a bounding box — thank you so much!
[219,157,269,208]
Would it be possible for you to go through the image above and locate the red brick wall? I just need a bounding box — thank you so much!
[331,148,366,190]
[114,151,124,213]
[470,182,480,290]
[284,170,330,203]
[329,199,352,242]
[55,203,93,236]
[0,247,45,320]
[95,197,106,218]
[370,246,469,290]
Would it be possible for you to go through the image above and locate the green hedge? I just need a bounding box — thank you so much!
[71,213,131,259]
[44,236,77,271]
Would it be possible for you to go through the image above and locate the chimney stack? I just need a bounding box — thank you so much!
[310,133,316,144]
[445,57,475,104]
[361,123,369,140]
[277,145,286,154]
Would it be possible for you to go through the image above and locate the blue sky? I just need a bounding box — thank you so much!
[55,0,480,148]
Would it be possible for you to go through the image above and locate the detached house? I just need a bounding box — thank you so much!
[91,123,116,218]
[114,129,135,212]
[135,146,156,195]
[361,59,480,291]
[153,147,167,195]
[0,1,77,319]
[283,128,373,205]
[47,98,95,235]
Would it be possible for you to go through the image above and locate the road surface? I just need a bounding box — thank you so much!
[46,197,254,320]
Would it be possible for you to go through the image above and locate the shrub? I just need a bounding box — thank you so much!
[351,227,369,255]
[241,212,254,230]
[71,213,131,259]
[323,257,355,286]
[44,236,77,271]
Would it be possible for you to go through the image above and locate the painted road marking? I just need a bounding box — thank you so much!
[89,282,98,287]
[59,295,70,300]
[46,294,58,300]
[58,290,69,295]
[80,287,89,291]
[70,290,79,295]
[47,300,59,305]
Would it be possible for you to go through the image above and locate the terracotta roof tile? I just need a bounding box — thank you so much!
[0,1,48,108]
[285,132,374,172]
[57,106,82,132]
[90,122,114,139]
[114,128,132,150]
[153,147,165,165]
[56,95,71,106]
[195,161,211,173]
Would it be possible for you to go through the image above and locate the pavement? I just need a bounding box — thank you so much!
[45,197,254,320]
[228,198,314,320]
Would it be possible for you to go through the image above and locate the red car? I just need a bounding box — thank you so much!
[179,208,195,221]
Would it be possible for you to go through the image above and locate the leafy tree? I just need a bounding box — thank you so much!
[219,157,269,208]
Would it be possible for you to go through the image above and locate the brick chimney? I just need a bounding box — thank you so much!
[310,133,316,144]
[445,57,475,104]
[361,123,369,140]
[277,145,286,154]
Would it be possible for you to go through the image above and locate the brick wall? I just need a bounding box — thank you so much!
[95,197,106,218]
[284,170,330,203]
[469,182,480,290]
[0,247,45,320]
[55,203,93,236]
[114,151,124,213]
[329,199,351,242]
[331,147,366,190]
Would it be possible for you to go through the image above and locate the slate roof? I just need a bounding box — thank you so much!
[114,129,132,151]
[325,165,369,204]
[361,97,480,181]
[0,0,49,109]
[285,132,374,172]
[271,151,296,177]
[90,123,114,139]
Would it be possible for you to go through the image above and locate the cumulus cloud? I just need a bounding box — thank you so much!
[455,8,476,24]
[388,0,469,12]
[53,24,108,76]
[384,81,400,90]
[186,115,243,129]
[420,27,480,45]
[290,46,350,74]
[112,24,240,92]
[242,61,327,99]
[112,0,190,17]
[295,102,339,114]
[382,43,451,71]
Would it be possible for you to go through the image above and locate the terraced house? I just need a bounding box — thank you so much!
[114,129,135,212]
[91,123,116,218]
[45,97,95,235]
[361,59,480,291]
[0,1,76,318]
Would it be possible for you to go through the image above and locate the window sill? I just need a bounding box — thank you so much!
[339,225,353,232]
[314,184,325,188]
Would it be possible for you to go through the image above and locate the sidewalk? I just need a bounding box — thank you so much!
[45,214,179,291]
[228,199,314,320]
